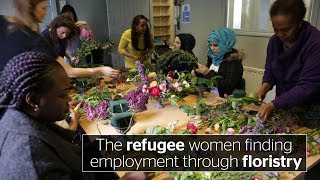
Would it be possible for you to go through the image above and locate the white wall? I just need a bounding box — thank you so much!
[236,35,269,69]
[176,0,226,65]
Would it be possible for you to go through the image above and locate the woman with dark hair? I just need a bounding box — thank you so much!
[0,51,82,177]
[194,28,245,97]
[161,33,198,73]
[60,4,93,65]
[61,4,78,22]
[173,33,196,56]
[118,15,154,69]
[0,0,119,77]
[257,0,320,128]
[42,14,77,61]
[0,51,118,179]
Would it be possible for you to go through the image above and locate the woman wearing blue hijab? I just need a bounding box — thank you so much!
[194,28,245,97]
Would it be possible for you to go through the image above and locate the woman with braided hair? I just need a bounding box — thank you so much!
[0,51,118,179]
[0,0,119,77]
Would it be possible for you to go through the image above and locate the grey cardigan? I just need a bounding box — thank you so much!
[0,109,93,179]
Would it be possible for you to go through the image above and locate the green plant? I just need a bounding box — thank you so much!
[76,40,113,58]
[156,50,198,73]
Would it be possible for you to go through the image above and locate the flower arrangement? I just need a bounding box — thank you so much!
[124,61,150,112]
[75,24,113,59]
[74,86,121,121]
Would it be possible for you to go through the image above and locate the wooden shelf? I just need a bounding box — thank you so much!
[154,25,170,27]
[153,14,170,17]
[154,34,170,37]
[152,0,174,44]
[153,5,170,7]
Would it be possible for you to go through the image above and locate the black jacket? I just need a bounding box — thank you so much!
[202,49,244,97]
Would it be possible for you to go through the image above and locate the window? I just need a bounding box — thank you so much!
[227,0,313,34]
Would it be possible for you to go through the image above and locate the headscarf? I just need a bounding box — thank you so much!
[176,33,196,55]
[207,28,236,66]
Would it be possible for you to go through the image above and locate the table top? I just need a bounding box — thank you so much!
[79,91,320,179]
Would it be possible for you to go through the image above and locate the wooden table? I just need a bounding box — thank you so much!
[79,92,320,179]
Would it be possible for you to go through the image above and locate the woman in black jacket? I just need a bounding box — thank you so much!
[194,28,245,97]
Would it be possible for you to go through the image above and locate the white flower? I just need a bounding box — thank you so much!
[159,81,167,91]
[184,82,190,88]
[173,82,179,88]
[177,87,182,92]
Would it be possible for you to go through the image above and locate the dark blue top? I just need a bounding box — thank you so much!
[41,28,67,57]
[0,15,58,71]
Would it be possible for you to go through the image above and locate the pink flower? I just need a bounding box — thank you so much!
[226,128,235,135]
[159,81,167,91]
[150,87,161,97]
[142,84,149,93]
[80,26,93,41]
[187,122,198,134]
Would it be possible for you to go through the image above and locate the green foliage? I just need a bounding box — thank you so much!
[76,40,113,58]
[74,86,121,107]
[179,99,208,117]
[71,76,103,93]
[144,120,192,135]
[196,76,221,88]
[156,50,198,73]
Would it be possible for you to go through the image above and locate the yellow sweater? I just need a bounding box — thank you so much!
[118,29,153,69]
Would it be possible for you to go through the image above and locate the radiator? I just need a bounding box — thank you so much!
[243,66,264,94]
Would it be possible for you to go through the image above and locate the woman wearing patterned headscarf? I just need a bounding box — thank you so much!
[194,28,245,97]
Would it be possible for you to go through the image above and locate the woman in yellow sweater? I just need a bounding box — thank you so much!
[118,15,154,69]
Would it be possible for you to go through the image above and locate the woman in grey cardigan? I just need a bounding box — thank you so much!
[0,51,117,179]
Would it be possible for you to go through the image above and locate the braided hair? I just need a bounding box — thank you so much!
[0,51,63,111]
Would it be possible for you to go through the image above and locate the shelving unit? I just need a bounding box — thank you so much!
[151,0,174,46]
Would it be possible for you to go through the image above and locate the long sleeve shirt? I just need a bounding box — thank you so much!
[263,21,320,109]
[118,29,153,69]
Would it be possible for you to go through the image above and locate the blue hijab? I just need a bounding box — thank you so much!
[207,28,236,66]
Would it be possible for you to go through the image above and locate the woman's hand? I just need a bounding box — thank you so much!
[258,102,275,121]
[191,69,197,76]
[68,108,79,131]
[138,54,148,63]
[257,89,266,102]
[100,66,120,77]
[68,100,82,131]
[195,63,210,75]
[70,56,79,64]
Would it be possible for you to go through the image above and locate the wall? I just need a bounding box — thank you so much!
[67,0,109,42]
[106,0,151,69]
[176,0,227,65]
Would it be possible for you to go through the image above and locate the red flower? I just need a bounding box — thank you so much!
[187,122,198,134]
[149,87,161,97]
